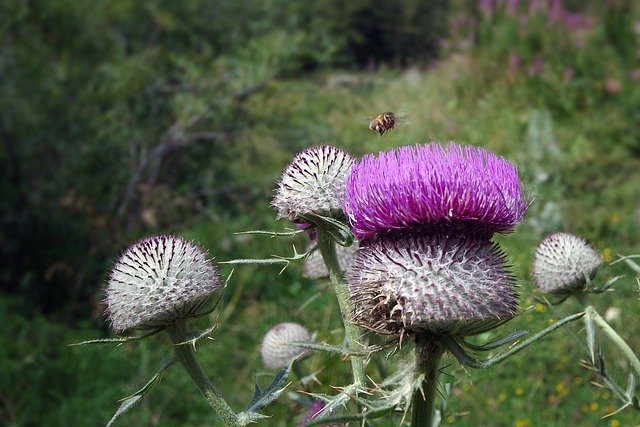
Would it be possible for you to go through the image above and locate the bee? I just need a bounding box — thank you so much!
[369,112,396,136]
[368,111,409,136]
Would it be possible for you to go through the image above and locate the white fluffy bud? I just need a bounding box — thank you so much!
[105,235,221,332]
[533,232,602,294]
[272,145,354,221]
[261,323,312,369]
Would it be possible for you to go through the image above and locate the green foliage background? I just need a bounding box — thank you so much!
[1,1,639,425]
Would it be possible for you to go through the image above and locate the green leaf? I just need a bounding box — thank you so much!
[69,329,163,346]
[106,396,142,427]
[106,356,176,426]
[243,357,295,414]
[462,330,529,352]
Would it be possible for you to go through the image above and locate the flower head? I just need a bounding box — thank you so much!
[347,227,517,336]
[533,232,602,293]
[272,145,355,222]
[343,143,528,239]
[261,322,312,369]
[105,235,221,332]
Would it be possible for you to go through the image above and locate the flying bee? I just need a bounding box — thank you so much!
[368,111,409,136]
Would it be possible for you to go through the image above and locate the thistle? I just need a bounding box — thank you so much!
[343,142,528,426]
[344,143,527,337]
[272,145,355,222]
[261,322,312,369]
[105,235,221,332]
[533,232,603,294]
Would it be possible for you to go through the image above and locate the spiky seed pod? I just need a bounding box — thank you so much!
[272,145,355,222]
[261,323,312,369]
[533,232,603,294]
[105,235,221,332]
[347,228,517,336]
[343,143,529,239]
[303,240,359,279]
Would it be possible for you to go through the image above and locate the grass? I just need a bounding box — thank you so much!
[4,23,640,427]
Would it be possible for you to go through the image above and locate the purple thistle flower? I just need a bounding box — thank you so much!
[347,227,517,336]
[343,143,528,240]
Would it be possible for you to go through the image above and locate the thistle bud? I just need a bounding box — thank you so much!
[105,235,221,332]
[344,143,528,239]
[272,145,355,222]
[261,323,312,369]
[533,232,602,293]
[347,228,517,336]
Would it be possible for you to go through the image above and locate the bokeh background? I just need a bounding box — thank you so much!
[1,0,639,425]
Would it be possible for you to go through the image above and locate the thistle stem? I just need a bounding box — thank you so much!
[167,320,239,427]
[411,333,444,427]
[316,228,367,387]
[576,296,640,378]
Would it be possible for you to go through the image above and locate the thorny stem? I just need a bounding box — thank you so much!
[411,333,444,427]
[167,320,239,426]
[315,227,367,388]
[576,295,640,379]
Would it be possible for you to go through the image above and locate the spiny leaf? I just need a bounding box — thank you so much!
[106,396,142,427]
[106,356,176,426]
[69,328,162,347]
[244,357,295,413]
[462,330,529,352]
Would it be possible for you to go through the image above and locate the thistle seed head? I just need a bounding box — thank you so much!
[261,322,312,369]
[533,232,602,293]
[272,145,355,222]
[347,228,518,336]
[343,143,529,239]
[105,235,221,332]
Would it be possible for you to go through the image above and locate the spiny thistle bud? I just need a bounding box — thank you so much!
[533,232,603,294]
[343,143,528,239]
[261,323,312,369]
[272,145,355,222]
[105,235,221,332]
[303,240,359,279]
[347,228,517,336]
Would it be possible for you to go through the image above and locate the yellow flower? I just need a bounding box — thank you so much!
[574,376,583,384]
[610,212,621,225]
[515,419,531,427]
[590,402,599,412]
[515,387,524,396]
[446,415,455,424]
[602,248,613,263]
[610,419,620,427]
[498,392,507,402]
[534,303,546,313]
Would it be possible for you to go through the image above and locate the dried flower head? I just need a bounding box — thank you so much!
[105,235,221,332]
[261,322,312,369]
[272,145,355,222]
[347,228,517,336]
[344,143,528,239]
[533,232,602,293]
[303,240,359,279]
